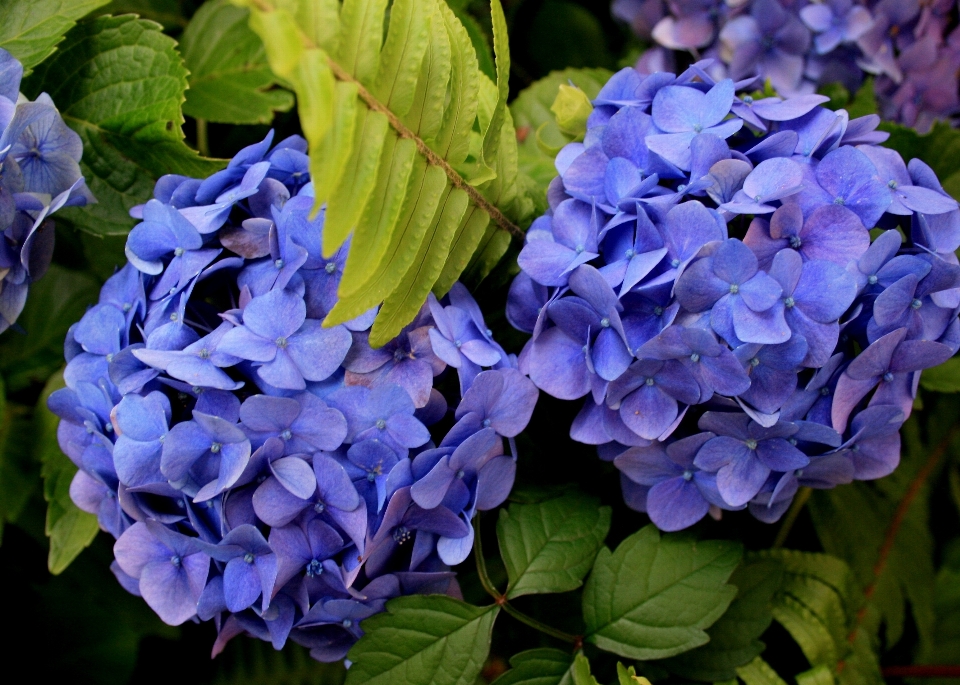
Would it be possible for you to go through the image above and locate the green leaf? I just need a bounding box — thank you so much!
[36,371,99,574]
[510,68,611,192]
[101,0,187,30]
[242,0,528,341]
[796,665,836,685]
[345,595,499,685]
[919,357,960,392]
[0,0,110,74]
[736,657,789,685]
[582,524,742,660]
[496,493,611,599]
[489,649,575,685]
[22,15,226,237]
[179,0,294,124]
[0,264,99,392]
[571,654,600,685]
[662,558,783,682]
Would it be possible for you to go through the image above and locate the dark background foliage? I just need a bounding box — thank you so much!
[1,1,959,684]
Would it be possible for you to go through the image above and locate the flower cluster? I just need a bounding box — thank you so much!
[0,48,93,332]
[509,63,960,530]
[50,131,537,661]
[613,0,960,131]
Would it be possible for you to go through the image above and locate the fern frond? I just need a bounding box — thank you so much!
[235,0,532,345]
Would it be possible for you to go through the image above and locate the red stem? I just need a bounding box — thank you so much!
[882,665,960,678]
[836,427,958,673]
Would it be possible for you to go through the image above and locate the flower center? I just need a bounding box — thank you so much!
[275,259,284,269]
[868,274,878,285]
[342,619,353,628]
[654,306,664,316]
[456,469,465,479]
[174,247,184,257]
[305,559,323,577]
[789,235,802,249]
[693,124,703,133]
[625,249,635,259]
[888,179,898,189]
[750,357,760,367]
[600,317,610,328]
[454,339,462,348]
[170,555,181,567]
[123,302,132,312]
[784,296,795,308]
[276,336,288,348]
[376,419,386,430]
[690,353,700,362]
[820,387,830,396]
[745,439,758,450]
[281,429,292,440]
[106,353,114,362]
[575,244,585,254]
[833,196,845,205]
[743,95,753,104]
[729,284,739,294]
[482,418,491,427]
[210,442,222,453]
[393,526,412,544]
[682,470,693,481]
[366,472,376,481]
[671,259,680,268]
[644,377,655,386]
[314,501,325,513]
[883,371,895,382]
[243,552,255,564]
[911,298,923,310]
[325,262,337,274]
[199,348,210,359]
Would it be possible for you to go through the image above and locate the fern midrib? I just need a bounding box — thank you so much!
[248,0,523,240]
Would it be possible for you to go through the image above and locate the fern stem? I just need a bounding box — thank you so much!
[246,0,524,240]
[473,513,582,646]
[837,425,959,672]
[772,486,812,549]
[324,58,524,240]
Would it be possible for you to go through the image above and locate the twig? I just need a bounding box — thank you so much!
[473,513,583,647]
[196,118,210,157]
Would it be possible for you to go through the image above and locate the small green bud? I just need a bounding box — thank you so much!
[551,83,592,138]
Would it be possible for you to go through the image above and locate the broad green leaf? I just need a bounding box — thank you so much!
[919,357,960,392]
[345,595,498,685]
[736,658,789,685]
[36,372,99,574]
[22,15,225,237]
[490,648,575,685]
[496,493,611,599]
[179,0,294,124]
[582,524,742,660]
[662,558,783,682]
[0,264,99,392]
[0,0,109,74]
[510,68,611,190]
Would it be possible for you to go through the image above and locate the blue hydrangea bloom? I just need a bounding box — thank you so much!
[0,48,93,333]
[612,0,960,131]
[52,132,538,663]
[510,63,960,529]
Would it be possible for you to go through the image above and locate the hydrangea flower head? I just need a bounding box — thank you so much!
[0,48,93,333]
[52,132,537,662]
[614,0,960,130]
[510,62,960,529]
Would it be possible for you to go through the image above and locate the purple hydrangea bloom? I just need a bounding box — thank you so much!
[0,48,93,333]
[51,131,535,662]
[509,62,960,528]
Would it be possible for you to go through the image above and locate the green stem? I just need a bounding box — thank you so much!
[473,514,582,646]
[196,118,209,157]
[772,486,812,549]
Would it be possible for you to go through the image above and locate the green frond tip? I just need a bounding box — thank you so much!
[237,0,532,344]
